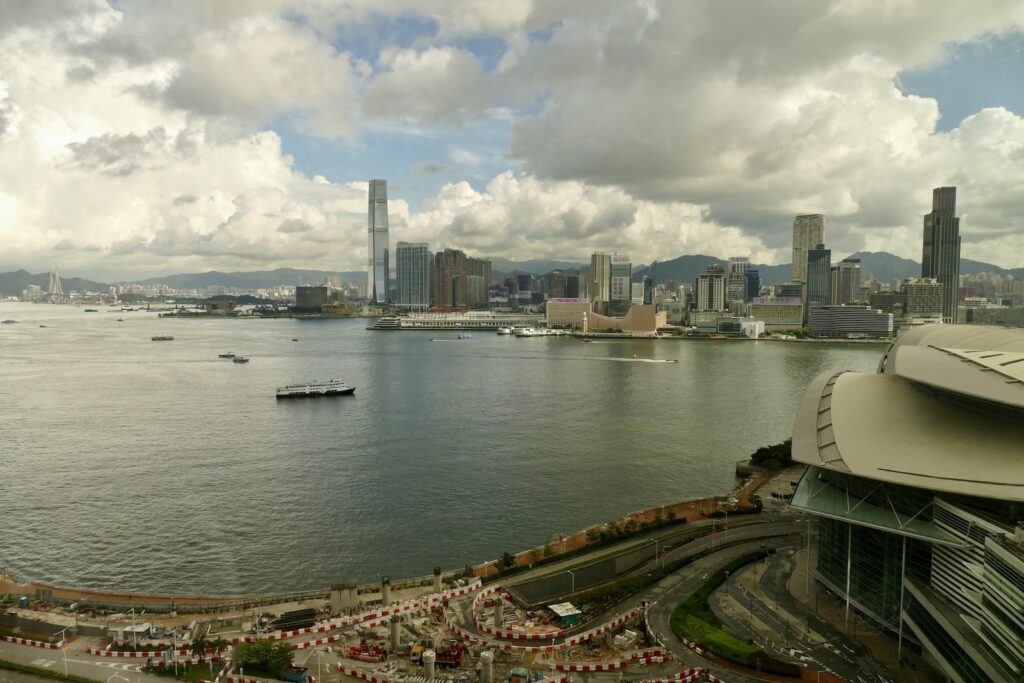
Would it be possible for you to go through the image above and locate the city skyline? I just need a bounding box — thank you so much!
[1,2,1024,280]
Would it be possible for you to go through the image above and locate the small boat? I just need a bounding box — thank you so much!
[1,320,18,325]
[151,335,174,341]
[232,356,250,364]
[84,309,98,313]
[39,325,47,328]
[632,354,639,359]
[117,318,123,322]
[291,338,299,342]
[276,379,355,398]
[580,338,592,343]
[496,327,512,335]
[218,352,236,359]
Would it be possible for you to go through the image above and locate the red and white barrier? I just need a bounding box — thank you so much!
[552,648,670,672]
[198,658,233,683]
[640,668,704,683]
[338,663,391,683]
[232,580,484,645]
[150,656,224,668]
[88,647,217,658]
[471,585,564,641]
[112,639,192,648]
[0,635,65,650]
[444,606,640,653]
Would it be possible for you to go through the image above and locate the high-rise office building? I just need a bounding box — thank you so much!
[395,242,431,310]
[792,214,825,284]
[590,252,612,304]
[607,254,632,316]
[922,186,961,323]
[367,179,390,304]
[547,271,567,299]
[695,264,726,312]
[835,258,862,304]
[727,257,750,302]
[564,273,580,299]
[434,248,467,308]
[902,277,944,319]
[806,244,832,322]
[744,269,761,302]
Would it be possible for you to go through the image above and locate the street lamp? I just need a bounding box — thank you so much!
[566,570,575,596]
[648,538,661,568]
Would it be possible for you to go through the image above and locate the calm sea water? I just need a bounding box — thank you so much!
[0,302,882,594]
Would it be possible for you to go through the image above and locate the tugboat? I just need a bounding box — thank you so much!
[276,379,355,398]
[232,355,250,364]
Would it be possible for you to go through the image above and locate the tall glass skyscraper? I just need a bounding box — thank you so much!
[395,242,431,310]
[367,179,390,304]
[922,187,961,323]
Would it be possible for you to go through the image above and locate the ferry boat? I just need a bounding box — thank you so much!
[218,352,236,358]
[497,327,512,335]
[151,335,174,341]
[232,356,250,364]
[276,379,355,398]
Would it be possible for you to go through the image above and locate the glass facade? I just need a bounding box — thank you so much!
[817,518,931,631]
[905,593,992,683]
[395,242,430,309]
[367,179,390,304]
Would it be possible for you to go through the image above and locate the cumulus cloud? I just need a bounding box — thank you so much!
[3,0,1024,277]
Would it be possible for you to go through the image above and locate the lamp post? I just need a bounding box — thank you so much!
[127,608,139,649]
[648,538,661,568]
[566,570,575,596]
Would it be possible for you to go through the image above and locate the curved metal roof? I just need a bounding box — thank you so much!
[880,325,1024,410]
[792,370,1024,502]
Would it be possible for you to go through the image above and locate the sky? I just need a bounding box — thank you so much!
[1,1,1023,280]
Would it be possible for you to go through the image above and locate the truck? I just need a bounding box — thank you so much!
[282,666,310,683]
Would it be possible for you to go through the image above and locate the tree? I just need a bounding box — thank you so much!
[233,640,293,678]
[499,552,516,569]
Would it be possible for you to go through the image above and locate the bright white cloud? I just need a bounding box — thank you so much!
[1,0,1024,279]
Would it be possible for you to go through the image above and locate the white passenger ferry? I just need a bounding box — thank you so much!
[276,379,356,399]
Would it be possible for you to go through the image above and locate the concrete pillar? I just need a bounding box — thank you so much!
[382,576,391,606]
[389,616,400,653]
[423,650,436,681]
[493,599,503,628]
[433,566,443,593]
[479,651,493,683]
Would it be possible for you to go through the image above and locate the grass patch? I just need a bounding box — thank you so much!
[668,551,764,665]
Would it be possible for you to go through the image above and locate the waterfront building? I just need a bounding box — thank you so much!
[546,298,591,329]
[808,305,893,338]
[585,304,666,336]
[434,249,468,308]
[367,179,390,304]
[590,252,612,305]
[750,296,804,331]
[695,264,726,312]
[806,244,832,322]
[608,254,632,316]
[922,187,961,323]
[791,325,1024,683]
[834,258,862,304]
[727,257,750,302]
[775,282,804,299]
[371,311,542,330]
[466,257,492,308]
[792,214,825,284]
[396,242,431,310]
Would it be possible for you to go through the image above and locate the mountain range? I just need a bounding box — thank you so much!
[2,252,1022,297]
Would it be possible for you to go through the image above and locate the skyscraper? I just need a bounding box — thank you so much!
[466,257,492,308]
[836,258,861,304]
[695,264,725,312]
[607,254,632,316]
[805,243,832,323]
[589,252,612,304]
[434,248,468,308]
[727,257,750,302]
[792,214,825,284]
[367,179,390,304]
[395,242,431,310]
[922,186,961,323]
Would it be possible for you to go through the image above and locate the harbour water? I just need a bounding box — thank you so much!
[0,302,883,594]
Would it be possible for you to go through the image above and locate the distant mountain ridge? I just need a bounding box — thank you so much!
[0,269,109,297]
[2,251,1021,296]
